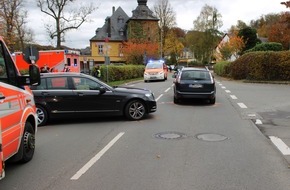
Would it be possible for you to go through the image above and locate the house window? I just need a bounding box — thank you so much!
[118,16,124,23]
[67,58,71,66]
[74,58,77,66]
[98,45,104,55]
[119,44,124,57]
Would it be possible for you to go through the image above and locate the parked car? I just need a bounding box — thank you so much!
[30,73,157,126]
[172,67,216,104]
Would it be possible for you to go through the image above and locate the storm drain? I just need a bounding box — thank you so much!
[196,133,229,142]
[154,132,187,140]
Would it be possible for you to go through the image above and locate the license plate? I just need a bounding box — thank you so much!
[189,84,203,88]
[150,77,157,79]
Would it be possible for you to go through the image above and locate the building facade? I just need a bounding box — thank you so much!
[80,0,159,73]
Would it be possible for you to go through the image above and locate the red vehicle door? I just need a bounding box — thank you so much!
[0,120,5,180]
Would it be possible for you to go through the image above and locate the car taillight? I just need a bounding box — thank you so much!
[177,75,181,83]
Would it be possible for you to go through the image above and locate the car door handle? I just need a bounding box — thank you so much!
[41,92,50,96]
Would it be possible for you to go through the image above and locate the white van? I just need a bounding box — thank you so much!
[144,60,168,82]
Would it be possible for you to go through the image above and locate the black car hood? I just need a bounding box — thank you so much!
[113,86,151,94]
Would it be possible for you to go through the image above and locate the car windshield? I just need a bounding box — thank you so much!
[180,70,210,80]
[146,62,163,69]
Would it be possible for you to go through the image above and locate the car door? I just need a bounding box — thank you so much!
[71,76,119,114]
[37,76,75,113]
[0,120,4,180]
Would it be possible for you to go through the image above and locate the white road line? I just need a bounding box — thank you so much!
[237,103,247,108]
[230,95,238,100]
[219,83,223,86]
[269,136,290,156]
[255,119,263,124]
[165,88,171,93]
[156,94,163,101]
[221,86,226,89]
[225,90,231,93]
[70,132,125,180]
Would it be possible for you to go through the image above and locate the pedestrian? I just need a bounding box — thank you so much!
[62,64,70,72]
[92,65,101,79]
[40,64,50,73]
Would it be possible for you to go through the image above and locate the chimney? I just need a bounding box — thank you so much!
[112,6,115,14]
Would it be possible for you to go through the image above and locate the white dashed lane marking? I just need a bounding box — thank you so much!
[230,95,238,99]
[269,136,290,156]
[237,103,247,109]
[70,132,125,180]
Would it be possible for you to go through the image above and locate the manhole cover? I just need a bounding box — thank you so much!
[196,133,228,142]
[154,132,187,140]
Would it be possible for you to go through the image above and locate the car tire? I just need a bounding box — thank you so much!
[125,100,146,120]
[209,97,216,104]
[20,122,35,163]
[36,105,48,126]
[9,122,35,163]
[173,96,180,104]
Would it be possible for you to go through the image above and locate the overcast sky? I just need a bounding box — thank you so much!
[24,0,288,49]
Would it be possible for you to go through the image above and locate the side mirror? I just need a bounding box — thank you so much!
[29,64,40,85]
[99,86,106,94]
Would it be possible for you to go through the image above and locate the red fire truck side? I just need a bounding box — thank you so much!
[14,49,81,73]
[0,36,40,180]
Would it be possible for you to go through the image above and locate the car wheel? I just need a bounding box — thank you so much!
[20,122,35,163]
[173,96,180,104]
[37,105,48,126]
[125,100,146,120]
[209,97,216,104]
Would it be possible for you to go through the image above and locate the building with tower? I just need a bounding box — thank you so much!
[80,0,159,73]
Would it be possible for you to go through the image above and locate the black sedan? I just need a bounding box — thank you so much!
[30,72,157,126]
[172,67,216,104]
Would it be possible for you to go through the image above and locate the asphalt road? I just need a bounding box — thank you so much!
[1,73,290,190]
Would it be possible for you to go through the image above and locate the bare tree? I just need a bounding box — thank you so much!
[153,0,176,57]
[37,0,96,49]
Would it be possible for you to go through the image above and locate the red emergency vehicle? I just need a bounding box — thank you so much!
[0,36,40,180]
[13,49,81,73]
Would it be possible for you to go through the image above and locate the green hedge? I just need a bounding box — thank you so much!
[100,64,145,82]
[245,42,283,53]
[213,61,231,77]
[230,51,290,80]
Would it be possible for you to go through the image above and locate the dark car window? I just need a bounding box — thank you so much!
[72,77,101,90]
[181,70,210,80]
[47,77,69,89]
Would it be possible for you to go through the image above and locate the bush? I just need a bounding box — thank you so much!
[100,64,145,82]
[245,42,283,53]
[230,51,290,80]
[213,61,231,77]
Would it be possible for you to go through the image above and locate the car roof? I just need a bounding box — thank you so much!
[180,67,208,71]
[40,72,88,77]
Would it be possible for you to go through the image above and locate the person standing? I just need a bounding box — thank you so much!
[62,64,70,72]
[92,65,101,79]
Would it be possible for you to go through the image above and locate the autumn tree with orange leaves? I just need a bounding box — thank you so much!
[122,41,159,64]
[268,11,290,50]
[218,33,245,61]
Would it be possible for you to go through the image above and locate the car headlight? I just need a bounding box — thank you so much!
[145,93,155,100]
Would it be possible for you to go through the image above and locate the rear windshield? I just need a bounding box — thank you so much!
[180,70,211,80]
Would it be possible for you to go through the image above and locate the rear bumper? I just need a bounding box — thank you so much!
[175,91,215,99]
